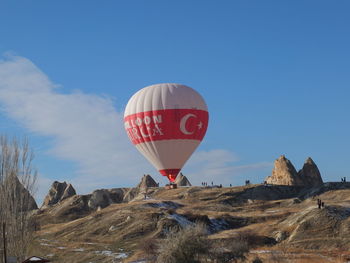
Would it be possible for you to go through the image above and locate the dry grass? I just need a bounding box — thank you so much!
[30,185,350,262]
[155,224,209,263]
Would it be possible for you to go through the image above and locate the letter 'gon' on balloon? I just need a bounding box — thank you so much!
[124,83,209,183]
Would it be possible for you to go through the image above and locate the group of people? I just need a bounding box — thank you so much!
[201,181,223,188]
[201,181,214,186]
[317,198,325,209]
[200,181,255,188]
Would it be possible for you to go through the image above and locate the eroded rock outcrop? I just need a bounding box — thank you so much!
[265,155,323,187]
[175,173,192,186]
[298,157,323,186]
[124,175,159,202]
[137,174,158,189]
[88,188,128,209]
[123,188,138,202]
[266,155,303,186]
[42,181,76,207]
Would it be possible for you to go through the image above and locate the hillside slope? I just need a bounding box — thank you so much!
[31,183,350,262]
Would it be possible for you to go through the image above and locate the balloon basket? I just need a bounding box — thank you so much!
[165,183,177,190]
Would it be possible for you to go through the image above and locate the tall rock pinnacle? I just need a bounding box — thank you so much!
[266,155,303,186]
[297,157,323,186]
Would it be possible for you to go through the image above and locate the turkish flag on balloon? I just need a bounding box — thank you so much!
[124,83,209,183]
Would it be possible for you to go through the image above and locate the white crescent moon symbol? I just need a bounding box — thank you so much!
[180,114,196,135]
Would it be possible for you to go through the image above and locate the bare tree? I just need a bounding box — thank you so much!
[0,135,38,263]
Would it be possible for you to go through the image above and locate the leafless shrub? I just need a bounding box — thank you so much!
[208,232,250,263]
[269,250,284,263]
[140,236,159,257]
[252,257,263,263]
[156,223,252,263]
[0,136,37,262]
[237,230,256,244]
[156,223,209,263]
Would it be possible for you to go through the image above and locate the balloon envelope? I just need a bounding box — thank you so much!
[124,83,209,182]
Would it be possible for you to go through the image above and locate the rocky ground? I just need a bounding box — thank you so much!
[30,181,350,263]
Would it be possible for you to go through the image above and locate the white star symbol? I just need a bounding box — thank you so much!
[197,121,203,129]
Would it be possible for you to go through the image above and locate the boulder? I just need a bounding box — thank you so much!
[298,157,323,186]
[273,231,288,242]
[266,155,303,186]
[175,173,192,186]
[88,189,111,209]
[88,188,127,210]
[42,181,76,207]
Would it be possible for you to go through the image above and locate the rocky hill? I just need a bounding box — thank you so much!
[30,177,350,262]
[42,181,76,208]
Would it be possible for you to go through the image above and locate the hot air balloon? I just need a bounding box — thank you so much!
[124,83,209,184]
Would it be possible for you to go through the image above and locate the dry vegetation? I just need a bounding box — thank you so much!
[30,182,350,263]
[0,136,37,263]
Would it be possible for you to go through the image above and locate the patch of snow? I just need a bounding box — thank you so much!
[40,243,52,246]
[109,225,117,232]
[57,246,66,250]
[329,206,350,219]
[168,214,193,227]
[251,250,275,254]
[94,250,129,259]
[115,253,128,259]
[72,248,85,252]
[46,254,54,257]
[96,250,114,256]
[27,257,42,261]
[40,238,58,244]
[209,218,229,232]
[145,201,180,209]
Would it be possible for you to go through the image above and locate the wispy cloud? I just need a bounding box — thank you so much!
[0,55,271,202]
[0,55,152,196]
[185,149,272,185]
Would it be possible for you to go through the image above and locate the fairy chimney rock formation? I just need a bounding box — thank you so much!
[297,157,323,186]
[137,174,158,189]
[42,181,76,207]
[175,173,192,186]
[265,155,324,187]
[265,155,304,186]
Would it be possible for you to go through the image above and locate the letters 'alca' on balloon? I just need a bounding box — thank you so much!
[124,83,209,183]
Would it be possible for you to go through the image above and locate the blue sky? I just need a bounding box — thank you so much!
[0,1,349,202]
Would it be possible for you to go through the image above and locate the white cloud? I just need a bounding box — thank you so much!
[0,55,271,202]
[0,55,152,196]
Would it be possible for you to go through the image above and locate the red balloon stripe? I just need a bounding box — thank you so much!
[124,109,209,145]
[159,169,181,182]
